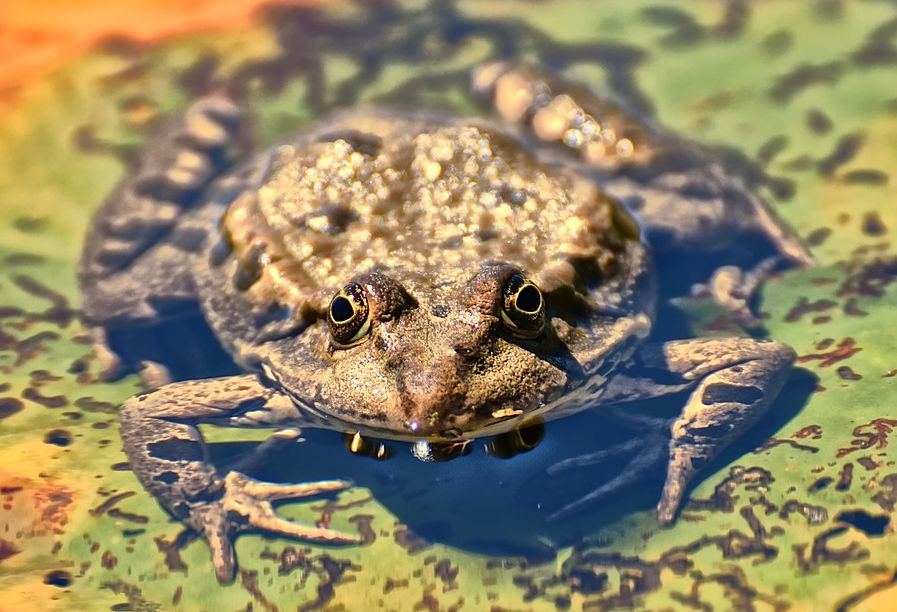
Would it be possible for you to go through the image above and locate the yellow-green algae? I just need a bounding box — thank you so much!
[1,1,896,609]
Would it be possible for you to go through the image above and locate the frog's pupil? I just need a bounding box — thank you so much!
[516,285,542,314]
[331,296,355,322]
[517,422,545,447]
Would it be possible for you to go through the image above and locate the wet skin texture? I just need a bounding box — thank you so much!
[79,63,810,582]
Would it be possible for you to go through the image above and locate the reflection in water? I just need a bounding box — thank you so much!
[213,368,814,561]
[217,401,667,559]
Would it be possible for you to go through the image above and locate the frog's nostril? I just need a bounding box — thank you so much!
[454,344,475,357]
[432,304,450,318]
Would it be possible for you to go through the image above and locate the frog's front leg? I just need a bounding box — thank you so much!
[645,337,796,524]
[119,374,360,582]
[551,338,794,523]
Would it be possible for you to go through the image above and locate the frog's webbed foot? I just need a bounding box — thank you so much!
[119,374,360,582]
[195,472,358,582]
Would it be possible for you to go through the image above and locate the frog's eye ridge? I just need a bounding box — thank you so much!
[328,282,371,346]
[500,273,545,337]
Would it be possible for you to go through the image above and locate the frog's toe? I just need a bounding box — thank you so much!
[656,481,684,527]
[548,474,632,522]
[547,438,643,474]
[221,472,361,543]
[90,327,124,381]
[201,513,238,583]
[137,360,173,391]
[699,257,783,330]
[236,501,361,545]
[226,471,353,502]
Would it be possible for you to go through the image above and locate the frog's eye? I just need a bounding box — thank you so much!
[500,273,544,338]
[328,282,371,346]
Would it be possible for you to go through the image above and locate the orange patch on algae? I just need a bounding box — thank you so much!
[0,0,328,103]
[0,474,74,536]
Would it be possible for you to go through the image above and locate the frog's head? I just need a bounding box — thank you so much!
[270,238,655,441]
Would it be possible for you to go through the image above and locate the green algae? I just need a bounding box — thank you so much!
[1,1,897,609]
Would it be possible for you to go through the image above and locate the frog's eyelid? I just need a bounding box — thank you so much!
[499,309,519,329]
[348,317,372,343]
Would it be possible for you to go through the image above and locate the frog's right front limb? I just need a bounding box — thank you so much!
[119,374,360,583]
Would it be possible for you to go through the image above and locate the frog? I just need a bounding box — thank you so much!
[78,63,812,582]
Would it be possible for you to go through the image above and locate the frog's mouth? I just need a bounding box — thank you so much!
[278,382,546,443]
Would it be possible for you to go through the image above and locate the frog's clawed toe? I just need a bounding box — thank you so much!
[90,327,124,381]
[196,472,361,583]
[138,360,173,391]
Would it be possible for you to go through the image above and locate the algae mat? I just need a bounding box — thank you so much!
[1,1,897,609]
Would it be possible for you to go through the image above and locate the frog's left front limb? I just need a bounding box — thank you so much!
[635,337,795,524]
[119,374,360,582]
[553,337,795,523]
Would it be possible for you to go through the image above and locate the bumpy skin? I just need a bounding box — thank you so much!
[79,66,807,582]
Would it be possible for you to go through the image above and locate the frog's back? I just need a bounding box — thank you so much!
[195,111,635,366]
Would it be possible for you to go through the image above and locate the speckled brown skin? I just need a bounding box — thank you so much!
[79,66,805,582]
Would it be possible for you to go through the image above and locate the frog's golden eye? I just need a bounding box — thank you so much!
[328,282,371,346]
[500,273,544,338]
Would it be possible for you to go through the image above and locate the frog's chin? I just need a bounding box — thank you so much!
[320,408,536,444]
[285,384,547,441]
[404,408,551,443]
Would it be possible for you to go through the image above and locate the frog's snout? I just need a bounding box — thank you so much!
[397,360,467,436]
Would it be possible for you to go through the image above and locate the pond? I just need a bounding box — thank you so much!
[1,1,896,609]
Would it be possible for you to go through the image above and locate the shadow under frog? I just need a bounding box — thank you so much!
[208,367,816,560]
